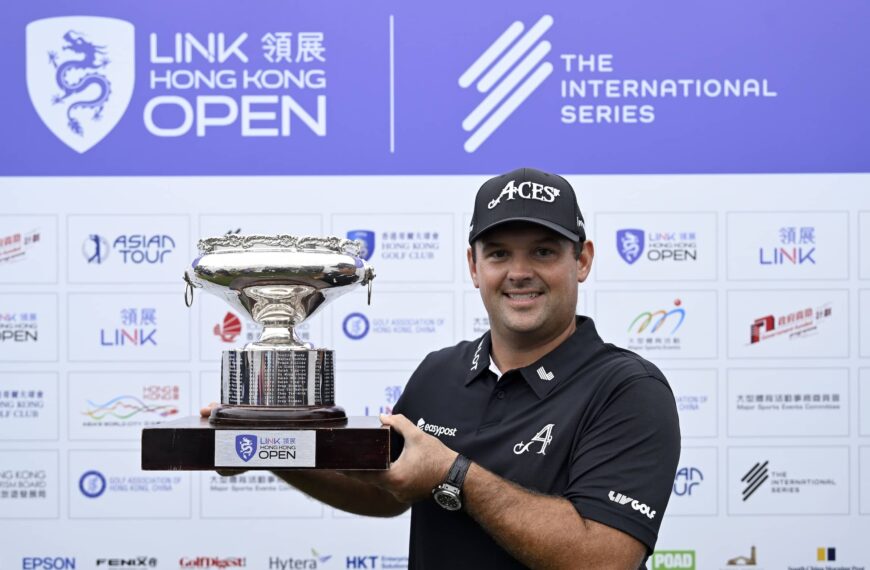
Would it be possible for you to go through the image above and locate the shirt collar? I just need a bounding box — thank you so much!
[465,316,604,399]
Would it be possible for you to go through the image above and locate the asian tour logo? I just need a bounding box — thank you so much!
[82,234,176,265]
[26,17,135,153]
[459,15,554,152]
[235,434,258,462]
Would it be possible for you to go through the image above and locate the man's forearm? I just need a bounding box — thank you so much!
[273,470,410,518]
[463,463,644,570]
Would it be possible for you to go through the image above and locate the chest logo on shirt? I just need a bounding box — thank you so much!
[513,423,555,455]
[416,417,458,438]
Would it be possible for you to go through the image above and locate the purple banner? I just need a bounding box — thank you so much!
[2,0,867,175]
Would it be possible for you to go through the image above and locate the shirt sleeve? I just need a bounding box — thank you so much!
[562,375,681,553]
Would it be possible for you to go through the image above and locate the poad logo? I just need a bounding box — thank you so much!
[235,434,257,462]
[26,17,135,153]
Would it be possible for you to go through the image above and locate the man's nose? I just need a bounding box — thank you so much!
[506,254,534,281]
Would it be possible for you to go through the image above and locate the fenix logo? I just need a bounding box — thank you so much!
[416,417,457,437]
[608,490,657,519]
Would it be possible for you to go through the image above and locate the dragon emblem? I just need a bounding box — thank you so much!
[48,31,112,136]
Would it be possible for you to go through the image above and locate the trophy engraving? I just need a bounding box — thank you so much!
[184,234,375,426]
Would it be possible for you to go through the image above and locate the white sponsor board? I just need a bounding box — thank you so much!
[336,369,411,417]
[0,215,57,283]
[727,368,848,437]
[860,212,870,280]
[861,447,870,515]
[68,292,190,361]
[861,290,870,357]
[726,289,848,359]
[69,449,191,518]
[0,373,58,441]
[68,371,190,440]
[332,213,455,283]
[0,293,58,362]
[214,430,316,468]
[669,446,717,516]
[728,446,849,515]
[0,450,58,519]
[199,472,325,519]
[665,369,717,438]
[860,369,870,437]
[594,212,716,281]
[67,214,190,283]
[595,290,717,359]
[726,211,848,280]
[331,291,454,361]
[199,213,323,240]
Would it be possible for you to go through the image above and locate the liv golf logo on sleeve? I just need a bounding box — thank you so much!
[26,17,135,153]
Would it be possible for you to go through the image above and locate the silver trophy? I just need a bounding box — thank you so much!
[184,234,375,426]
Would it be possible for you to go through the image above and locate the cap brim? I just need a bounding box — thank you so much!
[469,217,581,244]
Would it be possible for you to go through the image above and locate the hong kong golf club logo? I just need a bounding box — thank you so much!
[26,16,135,153]
[459,15,554,153]
[235,434,258,462]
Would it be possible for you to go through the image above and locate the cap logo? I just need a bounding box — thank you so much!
[487,179,561,210]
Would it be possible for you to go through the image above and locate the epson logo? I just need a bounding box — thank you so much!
[608,490,656,519]
[488,179,560,210]
[415,417,457,438]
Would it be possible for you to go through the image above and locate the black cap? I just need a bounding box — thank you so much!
[468,167,586,244]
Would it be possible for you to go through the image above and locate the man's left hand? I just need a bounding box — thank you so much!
[346,413,457,504]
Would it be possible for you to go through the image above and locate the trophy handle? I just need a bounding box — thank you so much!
[183,272,200,307]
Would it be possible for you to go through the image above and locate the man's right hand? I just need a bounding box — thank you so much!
[200,402,219,418]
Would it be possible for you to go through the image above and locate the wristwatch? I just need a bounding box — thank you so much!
[432,454,471,511]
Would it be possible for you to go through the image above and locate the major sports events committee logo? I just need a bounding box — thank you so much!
[459,15,554,153]
[26,17,135,153]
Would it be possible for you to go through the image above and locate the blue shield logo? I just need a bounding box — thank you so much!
[235,434,257,462]
[616,229,644,265]
[347,230,375,261]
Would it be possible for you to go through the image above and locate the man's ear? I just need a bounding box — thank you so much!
[467,246,480,288]
[577,240,594,283]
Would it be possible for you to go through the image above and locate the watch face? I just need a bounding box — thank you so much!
[434,490,461,511]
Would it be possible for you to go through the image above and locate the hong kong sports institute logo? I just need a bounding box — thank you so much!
[26,16,135,153]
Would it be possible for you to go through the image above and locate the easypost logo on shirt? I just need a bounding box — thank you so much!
[416,417,457,438]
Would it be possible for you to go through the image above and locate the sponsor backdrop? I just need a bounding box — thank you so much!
[1,1,868,569]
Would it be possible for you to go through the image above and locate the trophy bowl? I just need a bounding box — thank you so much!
[184,234,375,426]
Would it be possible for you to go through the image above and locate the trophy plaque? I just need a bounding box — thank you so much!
[141,234,390,471]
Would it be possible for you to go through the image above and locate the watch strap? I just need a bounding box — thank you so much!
[445,454,471,490]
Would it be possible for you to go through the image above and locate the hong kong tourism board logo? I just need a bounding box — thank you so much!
[26,17,135,153]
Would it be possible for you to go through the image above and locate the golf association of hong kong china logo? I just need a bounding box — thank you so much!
[459,15,554,153]
[26,16,135,153]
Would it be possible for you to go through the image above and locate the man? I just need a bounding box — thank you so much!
[204,167,680,569]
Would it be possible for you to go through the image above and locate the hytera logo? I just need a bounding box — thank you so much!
[608,490,656,519]
[95,557,158,568]
[268,551,331,569]
[487,179,561,210]
[78,470,106,498]
[22,558,77,570]
[458,15,554,153]
[651,550,695,570]
[343,313,370,340]
[415,417,457,438]
[26,17,135,153]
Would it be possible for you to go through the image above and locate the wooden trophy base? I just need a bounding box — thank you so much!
[141,414,390,471]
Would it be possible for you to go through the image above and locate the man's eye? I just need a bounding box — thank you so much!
[535,248,555,257]
[488,250,508,259]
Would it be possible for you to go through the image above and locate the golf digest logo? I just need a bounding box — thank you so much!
[416,417,457,438]
[26,17,135,153]
[608,490,656,519]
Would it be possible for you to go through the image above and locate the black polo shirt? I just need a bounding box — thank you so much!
[391,316,680,570]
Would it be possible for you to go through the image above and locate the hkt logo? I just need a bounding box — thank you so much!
[628,299,685,335]
[100,307,158,347]
[459,15,554,153]
[749,303,832,344]
[214,312,242,342]
[347,230,375,261]
[672,466,703,497]
[79,470,107,498]
[741,460,769,501]
[82,234,176,265]
[22,558,77,570]
[607,490,656,519]
[343,312,370,340]
[759,225,816,266]
[26,17,135,153]
[179,557,246,568]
